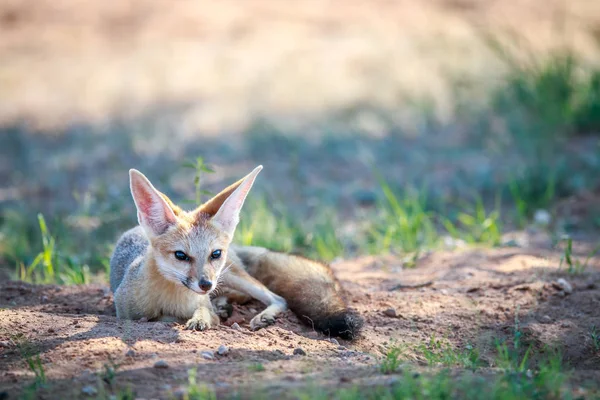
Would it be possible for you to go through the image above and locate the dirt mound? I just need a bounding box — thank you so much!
[1,248,599,398]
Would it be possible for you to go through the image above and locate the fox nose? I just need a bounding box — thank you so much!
[199,278,212,292]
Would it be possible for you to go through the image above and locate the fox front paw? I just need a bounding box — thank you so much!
[185,315,218,331]
[250,312,276,331]
[185,317,210,331]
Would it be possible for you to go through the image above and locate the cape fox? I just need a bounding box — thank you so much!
[110,166,363,339]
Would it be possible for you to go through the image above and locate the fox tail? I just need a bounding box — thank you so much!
[237,248,364,340]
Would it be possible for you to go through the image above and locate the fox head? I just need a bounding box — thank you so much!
[128,165,262,295]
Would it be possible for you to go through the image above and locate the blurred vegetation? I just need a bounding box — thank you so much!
[474,40,600,214]
[1,41,600,283]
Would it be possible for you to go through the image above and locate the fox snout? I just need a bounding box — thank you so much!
[198,277,213,292]
[195,265,217,292]
[192,263,217,293]
[182,272,214,295]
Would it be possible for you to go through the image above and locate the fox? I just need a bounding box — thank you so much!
[109,165,363,339]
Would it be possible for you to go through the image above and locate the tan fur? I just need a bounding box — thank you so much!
[111,166,288,330]
[114,251,207,320]
[111,166,361,337]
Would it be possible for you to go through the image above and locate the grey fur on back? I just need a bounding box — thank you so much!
[110,226,149,292]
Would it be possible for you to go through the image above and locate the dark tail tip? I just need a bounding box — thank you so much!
[313,309,364,340]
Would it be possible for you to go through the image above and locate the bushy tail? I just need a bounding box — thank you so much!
[291,300,364,340]
[236,247,364,340]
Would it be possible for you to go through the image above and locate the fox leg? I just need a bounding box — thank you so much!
[184,296,220,331]
[222,267,287,330]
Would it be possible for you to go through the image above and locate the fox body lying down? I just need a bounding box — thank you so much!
[110,166,363,339]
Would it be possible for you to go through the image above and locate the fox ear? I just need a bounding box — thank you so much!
[129,169,177,236]
[205,165,262,236]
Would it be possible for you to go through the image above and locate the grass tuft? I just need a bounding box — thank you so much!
[559,237,600,275]
[508,166,558,227]
[13,213,94,284]
[443,195,502,246]
[380,345,404,374]
[310,212,345,262]
[10,333,46,389]
[100,357,120,388]
[485,38,600,147]
[417,335,481,370]
[236,197,305,253]
[181,156,215,205]
[248,362,266,372]
[184,368,217,400]
[366,180,437,257]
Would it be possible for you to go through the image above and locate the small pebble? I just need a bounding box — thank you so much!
[139,317,149,322]
[540,315,552,324]
[327,338,340,346]
[201,351,215,360]
[125,349,136,357]
[231,322,241,330]
[153,360,169,369]
[553,278,573,294]
[293,347,306,356]
[383,308,397,318]
[442,236,467,249]
[526,369,534,379]
[533,209,551,226]
[81,385,98,396]
[217,345,229,356]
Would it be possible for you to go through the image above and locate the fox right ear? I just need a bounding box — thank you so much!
[129,169,177,236]
[205,166,262,237]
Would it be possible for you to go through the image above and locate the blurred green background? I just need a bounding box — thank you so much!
[1,0,599,284]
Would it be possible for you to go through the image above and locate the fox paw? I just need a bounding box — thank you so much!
[250,313,276,331]
[185,317,209,331]
[185,316,217,331]
[211,296,233,319]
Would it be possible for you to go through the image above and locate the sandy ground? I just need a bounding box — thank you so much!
[1,247,599,398]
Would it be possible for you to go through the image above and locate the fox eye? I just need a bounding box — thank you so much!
[174,251,190,261]
[210,249,222,260]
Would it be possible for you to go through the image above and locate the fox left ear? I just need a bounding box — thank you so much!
[205,165,262,236]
